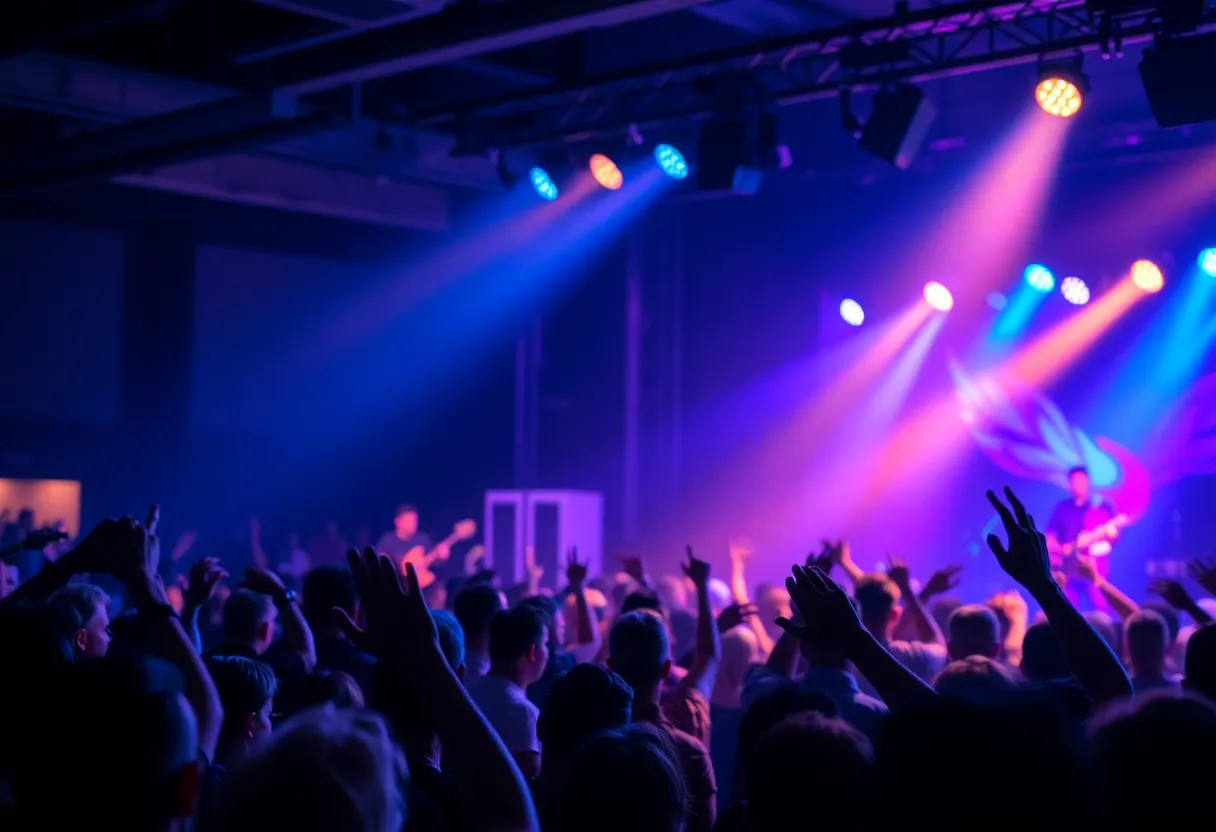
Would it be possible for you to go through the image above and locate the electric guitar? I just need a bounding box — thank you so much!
[1049,513,1131,565]
[402,519,477,588]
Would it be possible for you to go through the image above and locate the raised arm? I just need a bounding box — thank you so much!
[351,548,538,832]
[1149,578,1214,627]
[887,557,945,646]
[115,508,225,761]
[1076,556,1139,620]
[986,488,1132,703]
[243,566,317,673]
[563,548,601,663]
[180,557,227,655]
[777,564,935,708]
[677,547,721,699]
[727,538,774,657]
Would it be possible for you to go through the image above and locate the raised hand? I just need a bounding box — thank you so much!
[523,545,543,581]
[886,556,912,594]
[1075,554,1100,583]
[1188,558,1216,595]
[566,547,587,589]
[922,564,963,598]
[184,557,227,609]
[987,589,1028,623]
[343,546,440,663]
[805,541,836,573]
[1148,578,1193,611]
[620,551,646,585]
[241,566,288,602]
[21,527,69,551]
[681,545,710,589]
[985,487,1054,594]
[728,537,754,564]
[717,602,759,633]
[775,565,864,645]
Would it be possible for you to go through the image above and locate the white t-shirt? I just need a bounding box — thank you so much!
[856,639,948,701]
[469,674,540,755]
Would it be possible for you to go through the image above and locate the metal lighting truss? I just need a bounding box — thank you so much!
[411,0,1216,147]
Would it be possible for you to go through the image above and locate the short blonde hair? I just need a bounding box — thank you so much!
[214,706,408,832]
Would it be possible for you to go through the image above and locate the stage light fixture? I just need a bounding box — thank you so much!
[923,282,954,312]
[1200,248,1216,276]
[529,167,558,201]
[1024,264,1056,293]
[589,153,623,190]
[1061,276,1090,305]
[654,144,689,179]
[856,83,936,170]
[1131,259,1164,293]
[1140,33,1216,128]
[840,299,865,326]
[1035,57,1089,118]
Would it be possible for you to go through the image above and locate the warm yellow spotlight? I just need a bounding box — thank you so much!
[923,281,954,312]
[1036,77,1083,117]
[589,154,623,190]
[1131,259,1164,293]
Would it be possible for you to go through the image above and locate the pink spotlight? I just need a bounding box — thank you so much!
[923,281,954,312]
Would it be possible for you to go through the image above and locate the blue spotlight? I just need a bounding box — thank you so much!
[654,144,689,179]
[1024,264,1055,293]
[1200,248,1216,277]
[529,167,558,201]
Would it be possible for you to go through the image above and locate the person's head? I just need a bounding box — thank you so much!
[1086,610,1121,658]
[853,574,902,638]
[488,606,549,686]
[1141,600,1181,647]
[0,562,18,599]
[1067,465,1090,501]
[608,610,671,699]
[205,655,277,759]
[519,594,565,648]
[431,608,466,679]
[655,574,689,612]
[538,663,633,765]
[734,683,838,800]
[21,656,200,830]
[393,503,418,538]
[1020,621,1071,682]
[1124,609,1170,676]
[621,589,665,619]
[930,596,963,634]
[755,584,792,636]
[223,589,277,655]
[1183,621,1216,701]
[556,723,687,832]
[947,604,1001,660]
[46,583,111,658]
[747,712,875,832]
[211,706,407,832]
[1090,693,1216,826]
[934,656,1019,703]
[714,626,761,702]
[454,583,504,650]
[302,566,358,633]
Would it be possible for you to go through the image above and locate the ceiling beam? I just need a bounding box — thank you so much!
[0,0,191,61]
[263,0,717,96]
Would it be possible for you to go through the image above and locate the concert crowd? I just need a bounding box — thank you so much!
[1,488,1215,831]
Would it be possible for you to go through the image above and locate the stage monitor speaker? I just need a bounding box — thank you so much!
[483,489,603,588]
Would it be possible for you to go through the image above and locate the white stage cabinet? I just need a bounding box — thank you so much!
[483,489,604,588]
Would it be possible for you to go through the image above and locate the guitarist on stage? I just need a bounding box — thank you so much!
[1045,466,1127,613]
[377,503,441,571]
[376,503,477,591]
